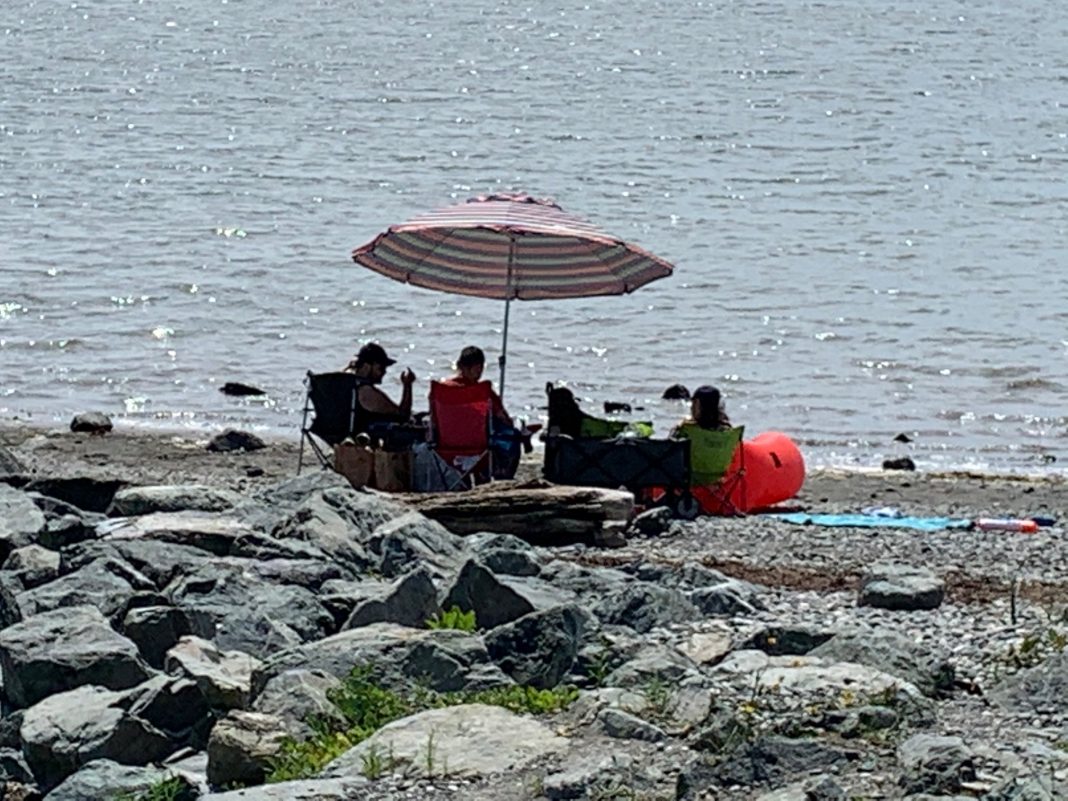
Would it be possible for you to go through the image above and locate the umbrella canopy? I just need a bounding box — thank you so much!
[351,193,674,395]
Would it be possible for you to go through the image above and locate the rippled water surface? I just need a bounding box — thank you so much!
[2,0,1066,473]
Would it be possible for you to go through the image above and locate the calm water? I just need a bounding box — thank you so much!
[2,0,1066,474]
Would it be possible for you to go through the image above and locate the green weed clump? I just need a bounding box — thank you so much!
[114,776,193,801]
[425,605,477,632]
[265,666,578,783]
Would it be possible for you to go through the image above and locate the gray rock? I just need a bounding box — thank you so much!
[440,560,536,629]
[65,539,209,590]
[37,512,99,550]
[101,511,254,556]
[0,445,25,477]
[0,484,46,560]
[43,761,163,800]
[0,747,33,783]
[606,643,702,687]
[165,636,261,710]
[21,685,174,790]
[108,485,245,517]
[11,557,150,623]
[199,778,370,800]
[263,494,378,575]
[123,605,192,669]
[594,583,699,634]
[252,669,344,738]
[858,563,945,611]
[479,547,542,577]
[0,605,150,709]
[344,566,439,630]
[678,737,861,794]
[227,530,330,564]
[165,563,333,658]
[756,774,847,800]
[206,710,288,787]
[371,512,468,579]
[597,708,665,742]
[810,628,955,697]
[70,412,112,434]
[323,704,567,779]
[252,623,507,697]
[897,733,975,794]
[43,759,186,801]
[484,604,586,688]
[984,775,1063,800]
[123,674,211,746]
[991,652,1068,716]
[738,626,834,656]
[688,581,763,616]
[3,544,60,588]
[206,429,265,452]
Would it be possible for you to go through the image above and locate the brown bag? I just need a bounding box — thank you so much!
[334,441,375,489]
[372,449,412,492]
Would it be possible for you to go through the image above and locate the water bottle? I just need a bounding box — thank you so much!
[975,518,1038,534]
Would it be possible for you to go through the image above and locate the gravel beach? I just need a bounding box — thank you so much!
[0,421,1065,800]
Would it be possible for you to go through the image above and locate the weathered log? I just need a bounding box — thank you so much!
[399,480,634,545]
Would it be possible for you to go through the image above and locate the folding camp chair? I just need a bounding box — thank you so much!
[428,380,494,490]
[297,371,362,473]
[544,435,690,498]
[673,424,746,516]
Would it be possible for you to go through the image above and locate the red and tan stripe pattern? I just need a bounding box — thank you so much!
[351,194,673,300]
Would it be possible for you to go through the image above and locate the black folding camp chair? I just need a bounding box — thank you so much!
[544,435,691,499]
[297,371,361,473]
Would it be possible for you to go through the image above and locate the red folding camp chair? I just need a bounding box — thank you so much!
[429,380,494,490]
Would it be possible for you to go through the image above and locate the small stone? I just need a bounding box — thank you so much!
[70,412,113,434]
[207,429,266,453]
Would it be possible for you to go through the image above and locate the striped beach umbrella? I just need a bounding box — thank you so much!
[351,193,674,396]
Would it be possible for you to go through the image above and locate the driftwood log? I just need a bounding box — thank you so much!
[399,480,634,545]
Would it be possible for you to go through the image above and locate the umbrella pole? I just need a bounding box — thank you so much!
[499,235,516,399]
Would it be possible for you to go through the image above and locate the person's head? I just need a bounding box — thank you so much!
[455,346,486,382]
[352,342,396,384]
[691,385,723,429]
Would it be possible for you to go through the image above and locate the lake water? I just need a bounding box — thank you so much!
[2,0,1066,474]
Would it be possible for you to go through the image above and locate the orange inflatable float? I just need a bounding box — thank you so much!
[693,431,805,515]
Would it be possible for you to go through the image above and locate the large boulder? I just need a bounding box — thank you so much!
[441,560,575,630]
[164,563,333,658]
[44,759,185,801]
[594,583,699,634]
[101,512,254,556]
[484,605,586,688]
[123,605,192,669]
[809,628,955,697]
[206,710,289,787]
[991,652,1068,716]
[20,685,174,790]
[368,513,468,579]
[0,484,45,560]
[108,485,245,517]
[123,674,211,747]
[23,477,124,514]
[3,544,60,588]
[251,669,345,738]
[252,623,508,697]
[324,704,568,779]
[898,733,976,794]
[343,566,439,630]
[70,412,113,434]
[0,605,150,709]
[165,636,261,711]
[9,557,151,623]
[858,563,944,611]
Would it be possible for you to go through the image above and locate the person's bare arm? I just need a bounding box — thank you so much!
[358,385,402,415]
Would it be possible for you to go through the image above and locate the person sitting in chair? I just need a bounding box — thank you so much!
[441,346,529,478]
[343,342,415,434]
[441,346,512,426]
[672,384,731,436]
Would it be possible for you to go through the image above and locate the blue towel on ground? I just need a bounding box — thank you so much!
[769,513,972,531]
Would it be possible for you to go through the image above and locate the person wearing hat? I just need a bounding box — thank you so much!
[343,343,416,432]
[671,384,731,436]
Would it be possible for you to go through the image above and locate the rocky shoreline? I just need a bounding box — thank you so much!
[0,422,1066,800]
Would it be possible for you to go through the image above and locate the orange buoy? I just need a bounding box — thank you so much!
[695,431,805,514]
